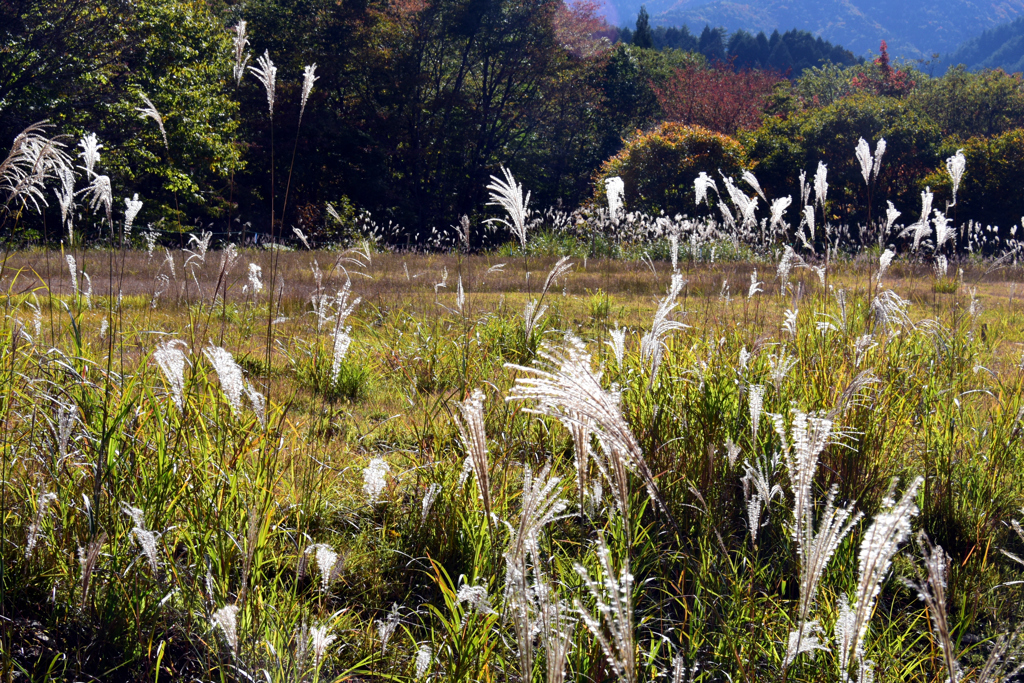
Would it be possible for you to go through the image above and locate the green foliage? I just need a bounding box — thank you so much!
[910,66,1024,138]
[744,93,942,226]
[595,122,746,216]
[922,129,1024,231]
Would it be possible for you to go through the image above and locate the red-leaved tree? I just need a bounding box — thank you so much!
[851,41,916,97]
[651,64,784,135]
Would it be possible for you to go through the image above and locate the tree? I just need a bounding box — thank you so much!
[594,122,746,216]
[851,41,916,97]
[910,66,1024,138]
[698,25,726,63]
[633,5,652,49]
[652,63,784,134]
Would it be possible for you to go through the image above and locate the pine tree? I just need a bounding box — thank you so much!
[633,6,653,49]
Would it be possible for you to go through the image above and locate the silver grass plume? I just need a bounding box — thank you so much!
[122,503,160,574]
[309,624,337,670]
[300,64,318,117]
[212,604,240,655]
[486,166,531,248]
[78,133,101,176]
[204,345,245,412]
[1,121,73,213]
[885,201,901,234]
[421,483,441,522]
[855,138,873,185]
[877,248,895,282]
[741,454,781,543]
[748,384,765,440]
[574,533,635,683]
[694,171,717,206]
[748,269,763,298]
[946,149,966,207]
[640,273,688,389]
[783,620,828,669]
[136,94,168,150]
[363,457,390,506]
[25,489,58,557]
[901,188,934,251]
[232,22,250,86]
[542,256,573,295]
[454,389,492,520]
[81,272,92,309]
[537,569,574,683]
[415,644,432,679]
[507,463,568,568]
[506,335,672,528]
[81,173,112,224]
[742,169,766,201]
[902,532,958,683]
[814,161,828,208]
[770,196,792,232]
[799,169,810,207]
[78,533,106,607]
[871,289,912,334]
[66,254,78,297]
[249,51,277,116]
[376,604,400,651]
[605,176,624,217]
[524,299,548,339]
[839,477,923,674]
[305,543,345,592]
[788,487,862,666]
[124,194,143,237]
[774,411,834,556]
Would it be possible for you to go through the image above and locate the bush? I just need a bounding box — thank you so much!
[295,347,372,402]
[594,122,746,217]
[922,129,1024,238]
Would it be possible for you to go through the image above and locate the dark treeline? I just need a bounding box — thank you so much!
[4,0,1024,249]
[620,9,860,75]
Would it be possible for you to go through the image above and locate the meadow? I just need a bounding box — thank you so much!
[1,233,1023,682]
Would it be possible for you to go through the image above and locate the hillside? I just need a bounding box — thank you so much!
[606,0,1024,59]
[946,14,1024,72]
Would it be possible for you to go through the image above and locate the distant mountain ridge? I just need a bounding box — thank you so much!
[603,0,1024,60]
[945,15,1024,72]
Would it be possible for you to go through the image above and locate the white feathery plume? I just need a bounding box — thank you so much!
[204,345,245,412]
[605,176,624,217]
[507,463,568,566]
[136,94,168,150]
[415,644,432,679]
[607,325,626,367]
[748,384,765,440]
[741,455,781,543]
[813,161,828,208]
[524,299,548,339]
[122,503,160,573]
[640,273,689,388]
[0,122,73,213]
[871,289,912,334]
[232,21,250,86]
[25,490,58,557]
[454,389,491,519]
[694,171,717,206]
[212,605,240,655]
[885,201,901,233]
[537,569,574,683]
[803,205,816,241]
[244,262,262,295]
[725,438,741,468]
[376,604,400,651]
[249,51,277,116]
[292,226,311,249]
[78,133,102,177]
[783,620,828,669]
[783,308,798,338]
[574,533,635,683]
[877,249,895,282]
[855,138,873,185]
[82,173,112,222]
[243,381,266,426]
[542,256,573,294]
[486,166,530,248]
[872,138,886,180]
[304,543,345,592]
[794,488,862,627]
[421,483,441,522]
[770,196,792,231]
[901,188,934,251]
[946,149,966,206]
[747,269,763,298]
[457,581,495,615]
[799,169,810,207]
[902,532,958,683]
[309,624,336,669]
[124,194,143,237]
[506,336,670,524]
[768,350,798,390]
[300,64,319,117]
[742,169,766,201]
[66,254,78,297]
[841,477,923,673]
[154,339,188,410]
[456,275,465,312]
[774,410,834,566]
[933,210,953,250]
[363,458,390,506]
[54,162,75,238]
[723,175,758,229]
[81,272,92,309]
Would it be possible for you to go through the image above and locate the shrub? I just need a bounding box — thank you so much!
[594,122,746,217]
[922,129,1024,239]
